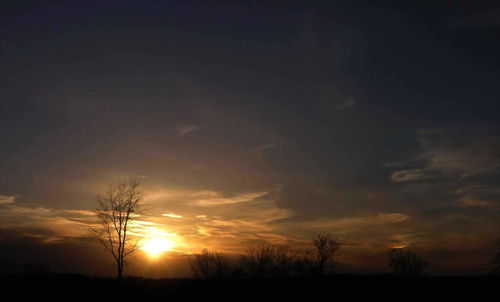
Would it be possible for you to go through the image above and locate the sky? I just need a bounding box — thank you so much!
[1,0,500,277]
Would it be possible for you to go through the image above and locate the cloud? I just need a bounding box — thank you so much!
[415,128,500,178]
[175,125,200,136]
[386,128,500,186]
[305,213,410,231]
[62,209,95,216]
[454,185,500,208]
[188,201,295,251]
[456,195,494,208]
[5,205,53,216]
[0,204,99,242]
[0,202,187,248]
[190,191,269,207]
[335,97,356,110]
[0,195,16,204]
[162,213,183,219]
[138,188,297,252]
[387,126,500,250]
[390,169,431,182]
[253,143,276,152]
[0,187,297,254]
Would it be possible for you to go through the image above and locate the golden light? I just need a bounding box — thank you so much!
[390,244,407,249]
[141,237,175,258]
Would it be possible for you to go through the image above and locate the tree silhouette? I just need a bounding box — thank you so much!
[89,177,144,279]
[240,244,275,278]
[492,238,500,275]
[190,249,233,280]
[312,235,342,276]
[291,248,315,277]
[388,248,426,277]
[240,243,299,278]
[269,244,295,277]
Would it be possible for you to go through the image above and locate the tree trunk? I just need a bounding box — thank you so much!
[117,260,123,279]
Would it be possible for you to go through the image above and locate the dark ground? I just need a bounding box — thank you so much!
[2,274,499,299]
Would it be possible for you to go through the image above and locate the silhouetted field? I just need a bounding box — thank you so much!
[2,273,498,299]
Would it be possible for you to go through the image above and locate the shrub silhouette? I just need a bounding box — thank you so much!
[388,248,426,277]
[190,249,233,280]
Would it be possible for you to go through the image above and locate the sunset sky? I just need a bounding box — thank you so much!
[1,0,499,277]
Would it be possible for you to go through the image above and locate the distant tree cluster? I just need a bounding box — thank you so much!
[388,248,426,277]
[190,235,342,279]
[190,249,233,280]
[492,238,500,275]
[191,239,435,279]
[241,244,301,278]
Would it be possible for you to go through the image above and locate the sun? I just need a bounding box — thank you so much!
[141,237,175,258]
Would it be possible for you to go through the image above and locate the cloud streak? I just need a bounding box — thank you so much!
[390,169,432,182]
[0,195,15,204]
[175,125,200,136]
[190,191,269,207]
[334,97,356,110]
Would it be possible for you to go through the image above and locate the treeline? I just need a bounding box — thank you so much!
[190,234,427,279]
[191,235,341,279]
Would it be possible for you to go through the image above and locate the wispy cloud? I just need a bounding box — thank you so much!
[454,185,500,208]
[0,195,16,204]
[0,204,95,241]
[416,128,500,178]
[253,143,276,152]
[190,191,268,207]
[455,195,494,208]
[304,213,410,231]
[389,127,500,181]
[162,213,183,219]
[388,126,500,237]
[62,209,95,216]
[390,169,432,182]
[175,125,200,136]
[335,97,356,110]
[186,198,295,251]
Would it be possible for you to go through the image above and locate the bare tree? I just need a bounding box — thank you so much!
[388,248,426,277]
[269,244,295,277]
[89,177,144,278]
[190,249,233,280]
[291,248,315,277]
[240,244,299,278]
[312,234,342,276]
[240,244,275,278]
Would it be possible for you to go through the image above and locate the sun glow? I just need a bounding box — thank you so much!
[141,237,175,257]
